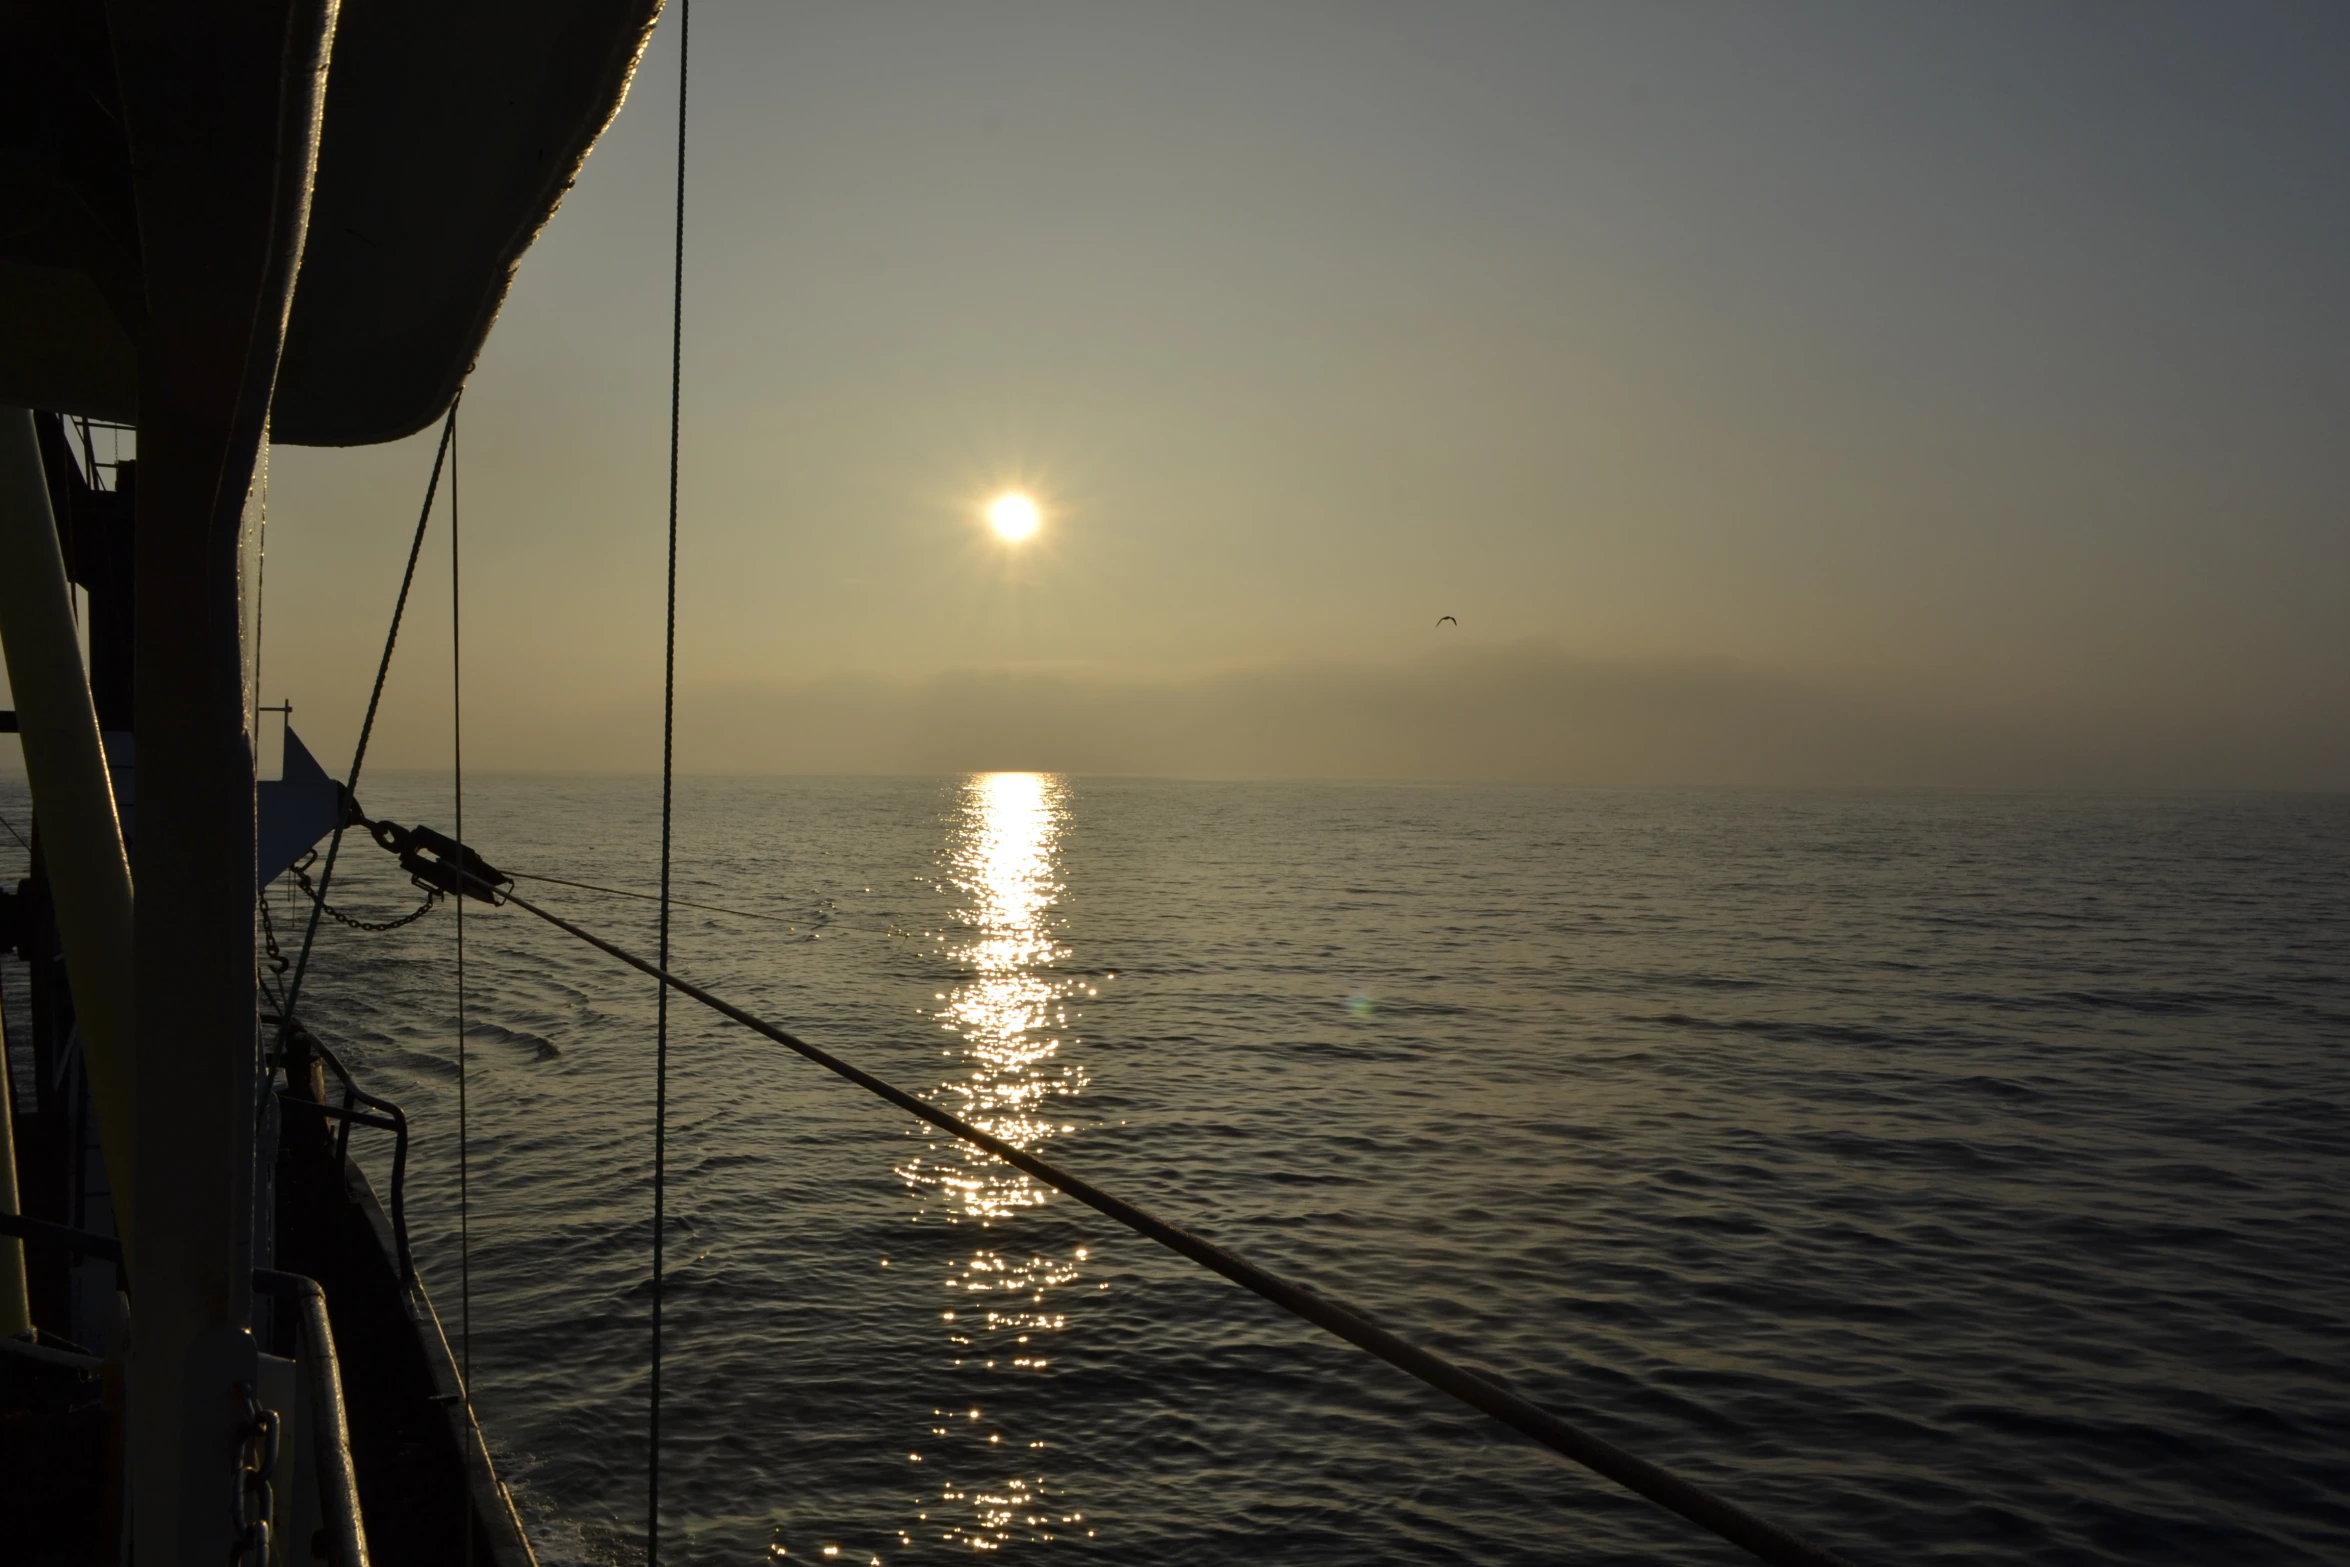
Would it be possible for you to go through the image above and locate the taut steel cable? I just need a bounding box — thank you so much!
[649,4,690,1563]
[276,397,461,1046]
[506,869,790,924]
[451,403,476,1567]
[451,406,472,1396]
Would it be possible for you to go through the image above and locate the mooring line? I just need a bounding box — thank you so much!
[473,878,1854,1567]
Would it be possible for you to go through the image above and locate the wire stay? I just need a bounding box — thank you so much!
[451,404,474,1422]
[506,870,791,925]
[275,397,461,1049]
[648,2,692,1560]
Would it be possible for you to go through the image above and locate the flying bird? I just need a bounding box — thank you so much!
[1435,615,1458,627]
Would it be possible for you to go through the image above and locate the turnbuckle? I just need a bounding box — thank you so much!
[359,812,513,905]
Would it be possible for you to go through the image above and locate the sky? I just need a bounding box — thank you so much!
[18,2,2350,785]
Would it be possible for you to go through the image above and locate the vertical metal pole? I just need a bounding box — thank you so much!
[0,408,140,1292]
[130,404,266,1566]
[0,1017,28,1340]
[103,1,340,1558]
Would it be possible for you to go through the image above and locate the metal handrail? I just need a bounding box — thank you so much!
[0,1224,369,1567]
[277,1093,412,1281]
[254,1269,371,1567]
[267,1016,414,1280]
[0,1210,121,1268]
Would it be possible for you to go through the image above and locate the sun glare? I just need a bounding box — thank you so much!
[987,491,1041,543]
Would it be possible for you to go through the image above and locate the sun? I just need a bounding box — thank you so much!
[986,491,1041,542]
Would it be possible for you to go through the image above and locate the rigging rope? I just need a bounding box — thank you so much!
[506,870,790,924]
[649,5,690,1563]
[452,405,474,1429]
[275,396,462,1052]
[432,873,1853,1567]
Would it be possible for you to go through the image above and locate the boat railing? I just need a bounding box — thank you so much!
[254,1268,372,1567]
[0,1219,372,1567]
[266,1014,413,1280]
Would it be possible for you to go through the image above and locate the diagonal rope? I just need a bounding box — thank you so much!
[450,874,1856,1567]
[274,396,461,1051]
[506,870,790,924]
[649,4,689,1562]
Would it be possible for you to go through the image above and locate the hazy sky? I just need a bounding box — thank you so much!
[20,2,2350,784]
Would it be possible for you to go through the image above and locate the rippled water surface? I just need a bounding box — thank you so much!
[261,777,2347,1565]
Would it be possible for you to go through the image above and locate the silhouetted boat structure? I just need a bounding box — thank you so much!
[0,7,1856,1566]
[1,3,659,1561]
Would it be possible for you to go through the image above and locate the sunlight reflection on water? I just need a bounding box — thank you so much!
[895,773,1094,1553]
[263,776,2350,1566]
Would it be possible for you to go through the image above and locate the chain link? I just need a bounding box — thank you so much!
[258,889,291,978]
[232,1382,279,1566]
[289,850,441,933]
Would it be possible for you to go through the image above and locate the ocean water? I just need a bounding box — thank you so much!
[30,774,2350,1564]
